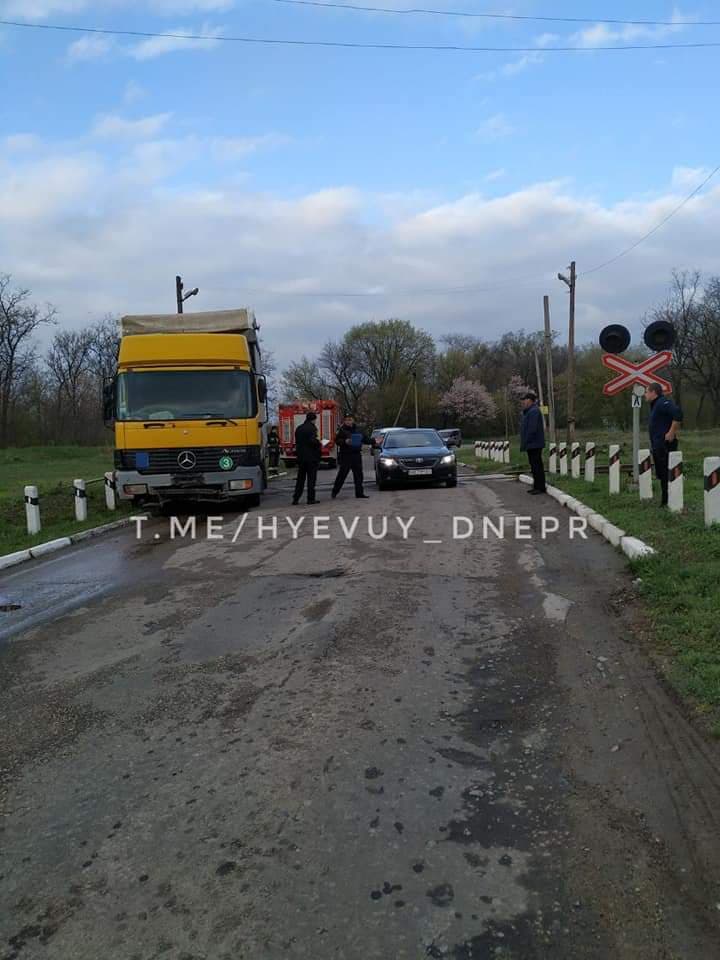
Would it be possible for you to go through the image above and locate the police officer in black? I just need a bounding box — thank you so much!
[331,413,369,499]
[645,382,683,507]
[292,412,321,505]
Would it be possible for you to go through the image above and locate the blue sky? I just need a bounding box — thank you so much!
[1,1,719,369]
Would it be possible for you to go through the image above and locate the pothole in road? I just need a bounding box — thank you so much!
[0,599,22,612]
[291,568,346,579]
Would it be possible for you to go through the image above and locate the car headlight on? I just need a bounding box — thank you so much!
[440,454,456,465]
[379,457,397,467]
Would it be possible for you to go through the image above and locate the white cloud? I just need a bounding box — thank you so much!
[672,165,712,189]
[2,142,720,372]
[475,113,514,142]
[484,168,506,182]
[91,112,173,139]
[127,22,224,60]
[66,34,115,62]
[2,133,43,152]
[570,8,689,47]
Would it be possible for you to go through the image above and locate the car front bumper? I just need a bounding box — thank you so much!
[115,465,263,500]
[376,463,457,483]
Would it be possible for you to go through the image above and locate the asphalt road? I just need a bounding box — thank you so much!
[1,463,719,959]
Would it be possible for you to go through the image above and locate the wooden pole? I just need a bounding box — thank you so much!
[533,348,546,428]
[567,261,576,445]
[413,372,419,428]
[542,296,557,449]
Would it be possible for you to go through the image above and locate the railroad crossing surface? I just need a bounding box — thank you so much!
[1,469,719,959]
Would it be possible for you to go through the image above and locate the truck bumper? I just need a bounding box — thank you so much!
[115,466,263,501]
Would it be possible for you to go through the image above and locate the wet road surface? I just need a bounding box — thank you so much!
[1,468,719,959]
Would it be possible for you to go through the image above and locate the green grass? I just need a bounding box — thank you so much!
[0,446,131,555]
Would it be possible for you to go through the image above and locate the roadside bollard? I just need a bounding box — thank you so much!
[24,485,41,535]
[559,442,568,476]
[668,451,683,513]
[609,444,621,495]
[571,442,581,479]
[704,456,720,527]
[548,442,557,474]
[638,449,653,500]
[585,442,596,483]
[503,441,510,464]
[74,479,88,522]
[104,471,117,511]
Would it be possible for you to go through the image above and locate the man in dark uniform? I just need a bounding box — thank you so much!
[267,425,280,474]
[331,413,369,499]
[645,382,683,507]
[519,392,546,495]
[293,412,321,505]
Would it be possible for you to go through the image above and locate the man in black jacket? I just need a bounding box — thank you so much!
[293,412,321,505]
[520,392,546,495]
[645,382,683,507]
[331,414,369,499]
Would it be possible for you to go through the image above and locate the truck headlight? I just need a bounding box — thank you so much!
[229,479,253,491]
[440,454,455,465]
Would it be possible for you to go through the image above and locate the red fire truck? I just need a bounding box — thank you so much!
[278,399,341,468]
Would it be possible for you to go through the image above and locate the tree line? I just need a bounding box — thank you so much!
[2,268,720,448]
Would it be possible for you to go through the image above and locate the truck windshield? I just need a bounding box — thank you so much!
[116,370,255,421]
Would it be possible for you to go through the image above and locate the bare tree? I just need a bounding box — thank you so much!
[645,269,701,410]
[281,356,329,401]
[687,277,720,426]
[46,328,95,443]
[0,275,56,446]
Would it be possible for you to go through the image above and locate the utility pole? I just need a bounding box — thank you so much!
[176,275,199,314]
[413,372,419,428]
[543,295,557,448]
[557,261,576,446]
[533,348,546,427]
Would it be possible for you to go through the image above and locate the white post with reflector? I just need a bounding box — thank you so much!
[638,449,653,500]
[704,457,720,527]
[609,444,621,495]
[104,471,117,511]
[559,442,568,476]
[24,485,41,535]
[571,442,581,479]
[74,478,88,522]
[668,451,683,513]
[548,442,557,475]
[585,442,596,483]
[503,441,510,464]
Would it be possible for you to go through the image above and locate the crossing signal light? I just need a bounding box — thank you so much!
[599,324,631,355]
[644,320,676,352]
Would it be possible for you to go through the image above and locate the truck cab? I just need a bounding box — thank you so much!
[108,309,267,507]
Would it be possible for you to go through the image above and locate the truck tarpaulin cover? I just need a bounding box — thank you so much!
[120,309,256,337]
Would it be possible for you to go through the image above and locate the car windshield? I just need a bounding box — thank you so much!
[384,430,441,449]
[116,369,255,421]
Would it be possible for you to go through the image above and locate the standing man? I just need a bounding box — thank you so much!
[331,413,369,500]
[292,412,321,506]
[520,392,546,495]
[267,424,280,475]
[645,383,683,508]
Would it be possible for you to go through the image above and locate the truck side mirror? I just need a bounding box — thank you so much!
[257,376,267,404]
[103,379,116,428]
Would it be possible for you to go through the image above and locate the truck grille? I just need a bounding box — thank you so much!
[115,446,261,474]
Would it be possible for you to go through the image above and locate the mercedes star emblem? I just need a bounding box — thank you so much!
[177,450,197,470]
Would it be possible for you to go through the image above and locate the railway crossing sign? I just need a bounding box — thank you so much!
[601,350,673,397]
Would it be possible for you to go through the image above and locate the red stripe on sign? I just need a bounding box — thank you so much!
[571,448,580,459]
[670,464,683,481]
[705,469,720,492]
[640,457,652,474]
[585,447,596,460]
[609,453,620,465]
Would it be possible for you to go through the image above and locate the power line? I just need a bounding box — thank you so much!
[582,164,720,276]
[2,18,720,52]
[270,0,720,28]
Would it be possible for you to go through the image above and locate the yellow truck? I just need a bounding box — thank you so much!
[105,309,268,507]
